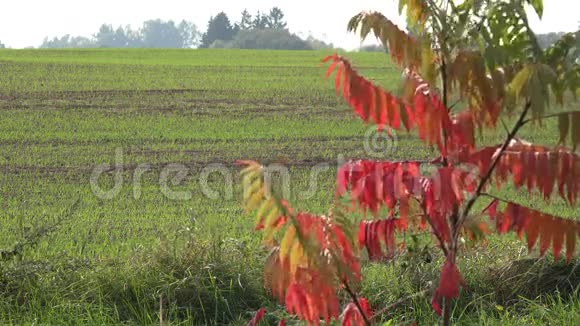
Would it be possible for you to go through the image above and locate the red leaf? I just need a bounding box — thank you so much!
[431,259,465,315]
[323,55,456,152]
[436,259,464,299]
[461,144,579,205]
[565,220,577,263]
[552,218,565,262]
[341,298,372,326]
[539,214,554,257]
[486,200,579,263]
[431,296,442,316]
[248,307,266,326]
[526,211,541,252]
[483,200,499,219]
[335,64,344,96]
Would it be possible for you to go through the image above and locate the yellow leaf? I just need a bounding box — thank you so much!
[240,164,259,177]
[279,226,296,261]
[289,240,304,274]
[509,65,533,99]
[255,199,274,225]
[245,188,264,212]
[347,11,427,69]
[264,205,280,228]
[242,172,260,196]
[420,42,436,85]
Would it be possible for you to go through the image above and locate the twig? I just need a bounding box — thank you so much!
[343,281,371,326]
[521,110,580,126]
[448,98,462,110]
[500,117,510,136]
[456,101,532,235]
[480,192,509,203]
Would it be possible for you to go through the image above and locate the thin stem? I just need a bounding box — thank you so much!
[448,98,462,110]
[481,193,571,219]
[343,281,371,326]
[438,16,452,325]
[456,101,532,235]
[500,117,510,136]
[521,110,580,126]
[443,298,453,326]
[480,192,509,203]
[440,51,450,167]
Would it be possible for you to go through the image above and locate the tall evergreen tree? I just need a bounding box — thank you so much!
[200,12,236,48]
[266,7,287,29]
[239,9,253,30]
[252,11,268,29]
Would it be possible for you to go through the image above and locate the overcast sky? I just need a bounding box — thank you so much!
[1,0,578,49]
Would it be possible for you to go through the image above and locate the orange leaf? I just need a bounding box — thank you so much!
[323,55,453,152]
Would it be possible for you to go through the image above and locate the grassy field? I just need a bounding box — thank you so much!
[0,48,577,325]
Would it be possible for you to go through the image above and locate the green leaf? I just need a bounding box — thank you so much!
[558,113,570,145]
[526,0,544,18]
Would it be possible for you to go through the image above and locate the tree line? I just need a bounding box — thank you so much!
[32,7,332,50]
[4,8,571,50]
[40,20,198,49]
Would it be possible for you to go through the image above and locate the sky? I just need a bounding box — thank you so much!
[0,0,578,49]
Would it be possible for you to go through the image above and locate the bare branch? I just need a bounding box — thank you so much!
[457,101,532,234]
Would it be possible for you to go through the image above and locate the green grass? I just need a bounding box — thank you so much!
[0,48,577,325]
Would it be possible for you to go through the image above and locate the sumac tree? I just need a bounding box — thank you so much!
[240,1,579,325]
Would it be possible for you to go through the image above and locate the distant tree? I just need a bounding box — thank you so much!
[252,11,269,29]
[178,20,200,48]
[212,28,311,50]
[94,24,117,47]
[40,35,95,48]
[536,32,566,49]
[123,25,144,48]
[305,35,334,50]
[266,7,287,29]
[200,12,236,48]
[239,9,253,30]
[0,41,5,49]
[39,19,198,48]
[113,26,130,47]
[141,19,184,48]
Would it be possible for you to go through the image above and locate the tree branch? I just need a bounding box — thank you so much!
[456,101,532,234]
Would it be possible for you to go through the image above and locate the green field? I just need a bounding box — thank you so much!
[0,49,577,325]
